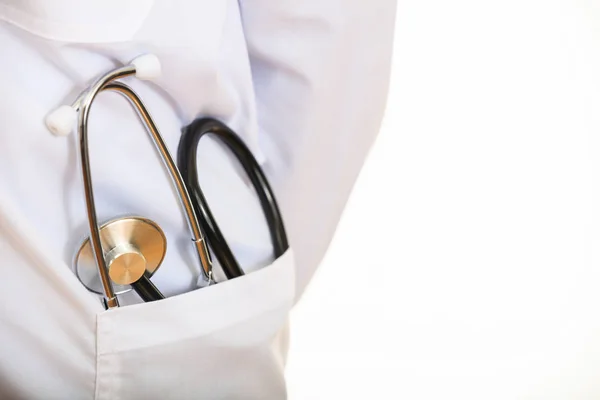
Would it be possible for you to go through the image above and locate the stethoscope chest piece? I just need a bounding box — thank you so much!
[74,216,167,295]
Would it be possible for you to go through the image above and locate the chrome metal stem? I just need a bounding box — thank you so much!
[78,66,136,309]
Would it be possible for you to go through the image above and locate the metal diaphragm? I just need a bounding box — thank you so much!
[74,216,167,295]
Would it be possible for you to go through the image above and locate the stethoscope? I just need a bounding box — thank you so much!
[45,54,288,309]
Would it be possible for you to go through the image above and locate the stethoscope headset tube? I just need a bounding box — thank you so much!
[178,118,289,279]
[48,55,213,309]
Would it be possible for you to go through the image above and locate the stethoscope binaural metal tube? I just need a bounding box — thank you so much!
[101,81,213,280]
[66,59,212,308]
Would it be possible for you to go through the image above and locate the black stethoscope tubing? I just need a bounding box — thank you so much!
[178,117,289,279]
[138,118,289,301]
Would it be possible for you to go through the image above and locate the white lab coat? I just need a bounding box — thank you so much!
[0,0,396,398]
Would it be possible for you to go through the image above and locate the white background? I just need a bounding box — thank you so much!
[286,1,600,399]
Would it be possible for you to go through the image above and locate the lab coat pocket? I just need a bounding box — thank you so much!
[95,249,295,400]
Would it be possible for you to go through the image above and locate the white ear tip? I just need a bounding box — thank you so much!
[45,105,77,137]
[131,54,161,80]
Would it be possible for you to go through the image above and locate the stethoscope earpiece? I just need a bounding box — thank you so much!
[131,53,162,80]
[45,105,77,137]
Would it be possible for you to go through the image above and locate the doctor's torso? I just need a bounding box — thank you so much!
[0,1,291,398]
[0,0,398,398]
